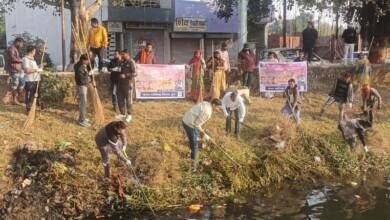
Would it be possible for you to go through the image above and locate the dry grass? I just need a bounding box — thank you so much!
[0,72,389,217]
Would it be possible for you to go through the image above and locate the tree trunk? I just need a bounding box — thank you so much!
[70,0,102,64]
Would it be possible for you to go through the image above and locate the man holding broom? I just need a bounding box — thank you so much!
[74,54,93,127]
[182,99,221,171]
[22,46,43,114]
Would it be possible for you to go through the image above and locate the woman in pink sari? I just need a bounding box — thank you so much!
[188,50,206,103]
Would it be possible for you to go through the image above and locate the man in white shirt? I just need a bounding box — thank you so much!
[218,42,231,84]
[182,99,221,171]
[222,91,246,137]
[22,46,43,114]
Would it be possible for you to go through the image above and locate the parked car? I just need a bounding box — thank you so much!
[258,48,330,66]
[0,54,5,75]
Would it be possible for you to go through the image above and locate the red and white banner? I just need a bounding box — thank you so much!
[259,62,308,92]
[135,64,186,99]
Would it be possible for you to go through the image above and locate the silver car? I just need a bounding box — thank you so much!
[259,48,330,66]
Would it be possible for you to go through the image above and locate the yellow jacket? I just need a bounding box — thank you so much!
[87,25,108,48]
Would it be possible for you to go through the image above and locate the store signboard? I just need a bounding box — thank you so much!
[107,22,123,32]
[174,0,238,33]
[175,17,207,32]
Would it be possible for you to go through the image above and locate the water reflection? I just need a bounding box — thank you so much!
[121,175,390,219]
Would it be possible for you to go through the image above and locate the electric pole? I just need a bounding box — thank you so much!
[61,0,66,71]
[283,0,287,47]
[238,0,248,49]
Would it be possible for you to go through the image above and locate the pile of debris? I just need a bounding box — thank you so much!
[252,118,296,150]
[134,145,181,186]
[0,144,102,219]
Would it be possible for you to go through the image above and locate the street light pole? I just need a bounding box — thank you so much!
[61,0,66,71]
[238,0,248,49]
[283,0,287,48]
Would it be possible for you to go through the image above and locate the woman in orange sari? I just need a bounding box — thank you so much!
[188,49,206,103]
[207,51,226,99]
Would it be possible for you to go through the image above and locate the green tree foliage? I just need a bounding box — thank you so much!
[0,14,5,49]
[213,0,273,23]
[0,0,102,63]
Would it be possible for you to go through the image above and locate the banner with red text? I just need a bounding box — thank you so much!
[135,64,186,99]
[259,62,308,92]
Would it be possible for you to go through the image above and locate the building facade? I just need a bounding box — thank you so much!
[5,0,240,68]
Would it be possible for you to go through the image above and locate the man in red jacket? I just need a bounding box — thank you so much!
[238,43,256,89]
[5,37,25,105]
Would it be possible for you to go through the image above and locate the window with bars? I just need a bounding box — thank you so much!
[124,0,161,8]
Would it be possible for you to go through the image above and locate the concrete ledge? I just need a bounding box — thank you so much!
[1,64,389,94]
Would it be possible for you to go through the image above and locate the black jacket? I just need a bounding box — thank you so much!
[108,58,121,83]
[34,52,54,69]
[342,28,357,44]
[74,61,91,86]
[302,28,318,48]
[118,59,136,90]
[333,78,353,103]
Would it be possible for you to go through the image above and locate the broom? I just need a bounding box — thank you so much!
[23,40,47,130]
[72,23,104,124]
[73,21,105,124]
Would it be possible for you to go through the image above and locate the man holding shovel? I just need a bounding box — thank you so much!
[281,79,301,124]
[182,99,221,171]
[221,90,246,137]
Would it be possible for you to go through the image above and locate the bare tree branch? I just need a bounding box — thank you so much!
[86,0,102,18]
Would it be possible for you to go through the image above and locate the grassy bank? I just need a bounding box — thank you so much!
[0,75,389,218]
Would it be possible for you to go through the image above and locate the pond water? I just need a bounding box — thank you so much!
[122,175,390,219]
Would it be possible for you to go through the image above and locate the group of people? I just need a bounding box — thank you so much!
[74,18,157,127]
[302,21,360,65]
[187,42,257,103]
[319,53,382,152]
[2,18,382,177]
[4,37,53,113]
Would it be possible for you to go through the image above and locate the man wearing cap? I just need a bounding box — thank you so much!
[34,42,54,70]
[342,25,358,65]
[302,21,318,62]
[238,43,256,88]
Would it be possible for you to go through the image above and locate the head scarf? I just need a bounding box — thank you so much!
[189,49,202,73]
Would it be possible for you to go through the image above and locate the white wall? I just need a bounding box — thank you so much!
[5,0,108,70]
